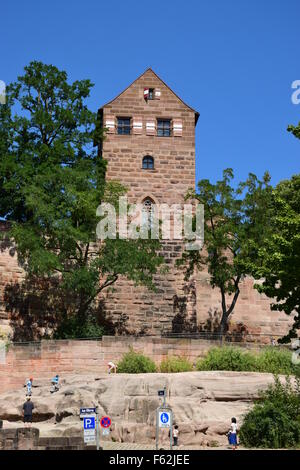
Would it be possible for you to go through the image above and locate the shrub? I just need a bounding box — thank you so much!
[240,377,300,448]
[256,347,299,376]
[195,346,300,375]
[117,348,157,373]
[160,356,193,373]
[196,347,257,372]
[54,314,106,339]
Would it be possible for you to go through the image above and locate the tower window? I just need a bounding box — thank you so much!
[148,88,154,100]
[142,155,154,170]
[157,119,171,137]
[117,117,131,135]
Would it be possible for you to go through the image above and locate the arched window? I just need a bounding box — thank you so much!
[142,155,154,170]
[142,197,155,230]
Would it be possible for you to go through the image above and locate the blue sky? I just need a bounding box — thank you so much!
[1,0,299,186]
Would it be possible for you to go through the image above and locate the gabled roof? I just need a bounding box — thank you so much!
[98,68,200,125]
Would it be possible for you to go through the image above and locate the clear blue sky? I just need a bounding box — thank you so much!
[1,0,299,186]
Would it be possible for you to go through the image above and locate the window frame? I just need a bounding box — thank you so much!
[117,117,131,135]
[148,88,155,100]
[142,155,155,170]
[157,119,171,137]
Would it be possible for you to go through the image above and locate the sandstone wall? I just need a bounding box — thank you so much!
[101,69,198,333]
[0,223,24,333]
[196,271,293,338]
[0,336,279,395]
[0,223,293,340]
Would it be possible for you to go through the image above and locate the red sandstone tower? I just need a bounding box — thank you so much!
[98,68,199,334]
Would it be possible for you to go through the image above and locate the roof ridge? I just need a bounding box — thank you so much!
[98,68,199,123]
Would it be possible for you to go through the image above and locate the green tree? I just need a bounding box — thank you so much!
[178,169,272,335]
[240,376,300,448]
[287,122,300,140]
[0,61,163,337]
[253,175,300,341]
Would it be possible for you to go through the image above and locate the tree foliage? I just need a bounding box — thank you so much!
[287,122,300,140]
[178,169,273,334]
[0,61,163,336]
[240,376,300,448]
[253,175,300,341]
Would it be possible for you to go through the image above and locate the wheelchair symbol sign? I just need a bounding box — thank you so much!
[159,411,171,428]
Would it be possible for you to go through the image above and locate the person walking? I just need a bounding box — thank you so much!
[173,425,179,447]
[228,417,238,450]
[23,397,34,428]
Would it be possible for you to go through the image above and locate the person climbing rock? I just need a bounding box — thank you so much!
[107,361,117,374]
[25,377,33,396]
[50,374,60,393]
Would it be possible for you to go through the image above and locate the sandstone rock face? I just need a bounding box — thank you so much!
[0,371,278,447]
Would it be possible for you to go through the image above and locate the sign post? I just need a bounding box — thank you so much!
[100,415,112,445]
[156,388,173,450]
[80,407,99,448]
[83,415,96,444]
[96,409,100,450]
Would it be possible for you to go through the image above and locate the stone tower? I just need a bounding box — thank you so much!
[98,68,199,334]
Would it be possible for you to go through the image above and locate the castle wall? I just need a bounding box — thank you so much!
[0,336,283,394]
[196,271,293,338]
[0,223,24,333]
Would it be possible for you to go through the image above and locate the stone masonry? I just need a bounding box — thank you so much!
[99,68,199,334]
[0,69,294,339]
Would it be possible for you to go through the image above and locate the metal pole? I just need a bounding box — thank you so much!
[170,410,173,450]
[96,410,100,450]
[155,407,159,450]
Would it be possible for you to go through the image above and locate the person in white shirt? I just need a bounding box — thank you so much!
[228,417,238,450]
[173,425,179,447]
[108,361,117,374]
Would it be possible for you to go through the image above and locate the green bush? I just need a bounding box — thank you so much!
[160,356,193,373]
[240,377,300,448]
[117,348,157,373]
[196,347,257,372]
[54,314,106,339]
[256,347,299,375]
[195,346,300,375]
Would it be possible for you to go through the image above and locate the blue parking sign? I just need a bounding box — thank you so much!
[84,416,95,429]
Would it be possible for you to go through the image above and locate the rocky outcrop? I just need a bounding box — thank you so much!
[0,371,279,447]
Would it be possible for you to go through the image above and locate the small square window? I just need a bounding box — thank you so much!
[117,117,131,135]
[157,119,171,137]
